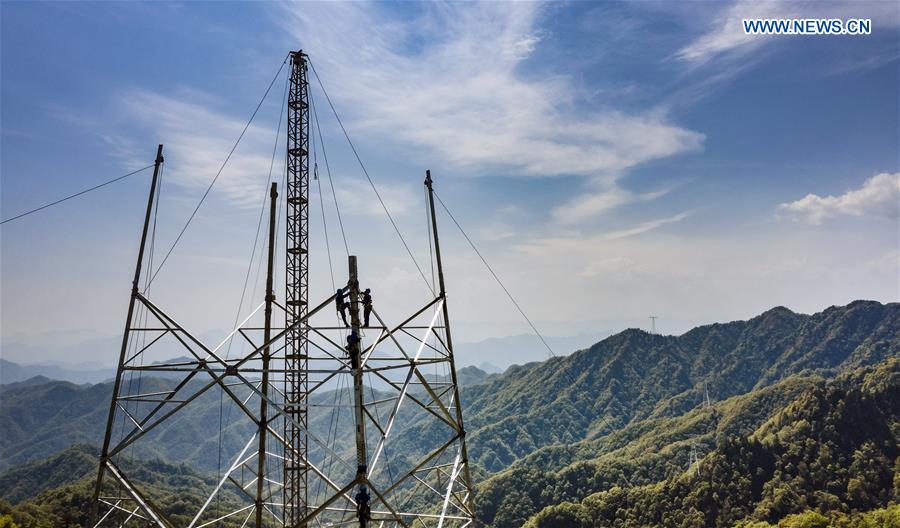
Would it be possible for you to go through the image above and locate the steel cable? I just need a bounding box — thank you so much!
[0,164,154,225]
[432,190,642,487]
[148,55,289,286]
[307,59,434,295]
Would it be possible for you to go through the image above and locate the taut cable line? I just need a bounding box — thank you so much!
[432,188,645,487]
[0,165,154,225]
[147,55,290,287]
[309,84,350,258]
[215,69,290,520]
[308,59,434,295]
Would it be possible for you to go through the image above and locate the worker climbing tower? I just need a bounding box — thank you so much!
[91,50,475,528]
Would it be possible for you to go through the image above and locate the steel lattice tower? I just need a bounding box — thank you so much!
[284,49,311,527]
[91,50,476,528]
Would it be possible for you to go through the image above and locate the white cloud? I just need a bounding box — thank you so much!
[114,89,281,208]
[676,0,789,63]
[553,185,672,224]
[475,222,517,242]
[280,3,703,181]
[330,177,417,218]
[604,211,693,240]
[865,249,900,275]
[579,256,640,278]
[497,221,897,334]
[677,0,900,64]
[778,172,900,225]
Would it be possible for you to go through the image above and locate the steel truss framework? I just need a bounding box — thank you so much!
[93,278,475,527]
[92,57,475,527]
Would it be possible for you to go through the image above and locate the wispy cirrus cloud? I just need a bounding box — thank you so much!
[102,88,421,218]
[676,0,791,63]
[677,0,899,64]
[281,3,703,177]
[605,211,693,240]
[778,172,900,225]
[552,180,690,225]
[331,177,417,218]
[279,2,703,222]
[112,89,281,208]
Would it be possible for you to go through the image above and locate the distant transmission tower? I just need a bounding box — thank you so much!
[688,443,700,476]
[648,315,658,334]
[92,51,475,528]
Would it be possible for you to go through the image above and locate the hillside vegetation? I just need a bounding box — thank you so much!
[0,445,245,528]
[521,359,899,527]
[459,301,897,474]
[0,301,897,527]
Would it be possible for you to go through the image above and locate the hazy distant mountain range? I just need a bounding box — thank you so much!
[452,332,608,371]
[0,300,897,527]
[0,333,123,369]
[0,331,606,386]
[0,359,113,386]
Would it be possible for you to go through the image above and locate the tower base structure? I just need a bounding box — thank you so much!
[92,145,475,528]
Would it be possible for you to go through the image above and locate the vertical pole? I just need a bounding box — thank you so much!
[92,144,164,519]
[424,170,475,510]
[256,182,278,527]
[347,256,370,526]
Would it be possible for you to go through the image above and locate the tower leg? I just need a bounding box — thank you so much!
[92,144,164,524]
[255,182,278,527]
[425,170,476,517]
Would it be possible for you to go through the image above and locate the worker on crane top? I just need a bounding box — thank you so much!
[336,287,349,327]
[362,288,373,327]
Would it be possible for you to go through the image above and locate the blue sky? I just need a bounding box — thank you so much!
[1,1,898,364]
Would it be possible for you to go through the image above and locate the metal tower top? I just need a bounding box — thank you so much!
[91,50,476,528]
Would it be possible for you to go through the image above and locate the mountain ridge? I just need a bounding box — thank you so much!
[0,300,896,528]
[456,300,897,473]
[521,358,899,527]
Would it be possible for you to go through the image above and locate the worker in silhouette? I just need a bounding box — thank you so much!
[362,288,373,327]
[336,287,349,327]
[346,332,361,367]
[355,487,371,527]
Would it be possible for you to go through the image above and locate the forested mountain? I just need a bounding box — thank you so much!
[0,445,98,504]
[0,301,897,527]
[0,366,493,472]
[2,360,897,527]
[456,300,897,473]
[474,373,820,526]
[0,444,245,528]
[522,358,899,528]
